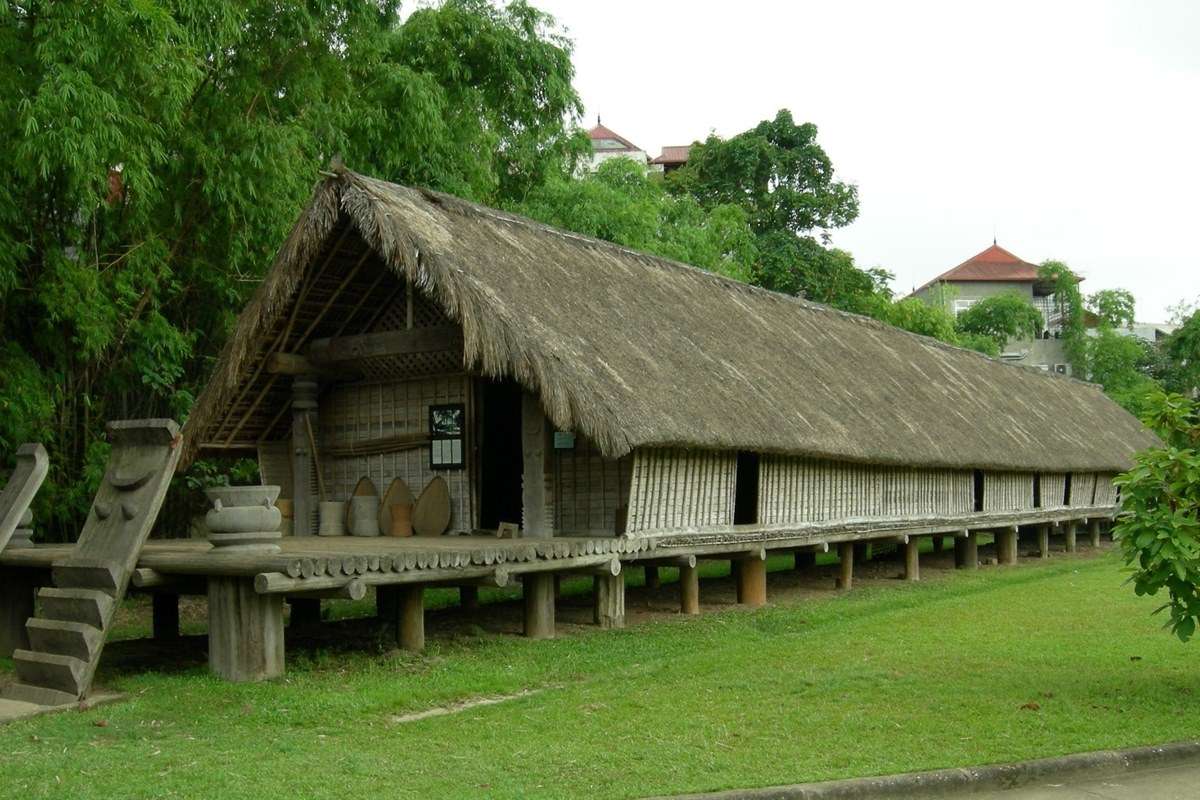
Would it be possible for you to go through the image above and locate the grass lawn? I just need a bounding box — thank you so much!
[1,549,1197,799]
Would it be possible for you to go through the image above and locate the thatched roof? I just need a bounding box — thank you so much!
[182,168,1155,472]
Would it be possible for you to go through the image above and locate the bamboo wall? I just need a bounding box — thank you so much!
[319,375,474,532]
[1073,472,1097,506]
[551,434,632,535]
[758,456,973,523]
[1040,473,1068,509]
[625,449,736,533]
[1093,473,1119,506]
[983,471,1035,512]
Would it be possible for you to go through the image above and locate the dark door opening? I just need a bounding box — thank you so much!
[1064,472,1073,506]
[1033,473,1042,508]
[734,451,760,525]
[478,379,524,531]
[973,469,985,512]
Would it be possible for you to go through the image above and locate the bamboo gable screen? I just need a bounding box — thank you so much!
[983,472,1035,512]
[551,434,631,535]
[625,448,736,533]
[758,456,973,524]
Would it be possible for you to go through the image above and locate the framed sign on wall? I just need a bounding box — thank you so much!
[429,403,466,470]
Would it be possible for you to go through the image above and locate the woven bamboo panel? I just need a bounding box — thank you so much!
[983,471,1035,512]
[256,441,294,499]
[552,435,631,535]
[1073,472,1097,506]
[1093,473,1119,506]
[1040,473,1068,509]
[758,456,973,524]
[319,375,472,532]
[626,448,735,533]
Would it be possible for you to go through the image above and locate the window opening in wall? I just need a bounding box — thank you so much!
[1033,473,1042,508]
[973,469,985,512]
[1064,472,1073,506]
[734,451,760,525]
[478,379,523,531]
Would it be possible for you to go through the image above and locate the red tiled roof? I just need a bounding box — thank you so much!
[915,244,1040,294]
[651,145,691,165]
[587,123,641,152]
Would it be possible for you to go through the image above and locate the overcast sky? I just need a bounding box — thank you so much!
[534,0,1199,322]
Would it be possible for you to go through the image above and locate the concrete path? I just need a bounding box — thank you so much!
[970,761,1200,799]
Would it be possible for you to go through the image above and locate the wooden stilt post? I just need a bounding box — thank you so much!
[837,542,854,590]
[593,573,625,628]
[152,593,180,641]
[460,585,480,611]
[523,573,555,639]
[737,557,767,607]
[964,532,979,569]
[794,550,816,571]
[208,576,284,682]
[0,569,36,657]
[398,585,424,651]
[1065,521,1077,553]
[680,563,700,614]
[997,526,1019,565]
[1038,524,1050,559]
[904,538,919,581]
[645,565,661,591]
[954,535,967,569]
[1089,519,1102,548]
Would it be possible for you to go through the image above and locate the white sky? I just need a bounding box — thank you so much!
[535,0,1200,322]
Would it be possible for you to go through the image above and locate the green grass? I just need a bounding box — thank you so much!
[1,551,1196,799]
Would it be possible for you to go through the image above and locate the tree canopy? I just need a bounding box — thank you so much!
[955,293,1044,351]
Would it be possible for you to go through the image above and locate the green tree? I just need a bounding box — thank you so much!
[0,0,582,539]
[515,158,756,281]
[1161,310,1200,396]
[954,292,1044,351]
[1037,260,1087,370]
[1088,288,1136,330]
[1113,391,1200,641]
[1086,328,1160,415]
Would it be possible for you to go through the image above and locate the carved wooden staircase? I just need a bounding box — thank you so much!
[2,420,181,709]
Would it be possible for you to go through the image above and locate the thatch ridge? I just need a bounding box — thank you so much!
[182,168,1156,472]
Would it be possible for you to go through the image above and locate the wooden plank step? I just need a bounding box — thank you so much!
[37,587,113,629]
[52,559,121,594]
[1,682,79,708]
[12,649,86,696]
[25,618,102,662]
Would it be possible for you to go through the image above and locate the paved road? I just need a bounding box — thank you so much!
[970,762,1200,799]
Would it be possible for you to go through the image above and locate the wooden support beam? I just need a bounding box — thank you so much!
[286,578,366,601]
[152,593,180,641]
[679,563,700,615]
[837,541,854,590]
[265,352,360,381]
[523,573,555,639]
[1038,524,1050,559]
[1089,518,1102,548]
[904,538,920,582]
[0,568,36,658]
[208,576,284,683]
[398,586,424,652]
[737,557,767,607]
[1065,521,1077,553]
[131,568,206,595]
[307,325,462,365]
[593,573,625,629]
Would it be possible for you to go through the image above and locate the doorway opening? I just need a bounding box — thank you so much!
[478,379,523,531]
[973,469,985,512]
[734,451,760,525]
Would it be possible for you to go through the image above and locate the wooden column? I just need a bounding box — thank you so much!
[837,542,854,590]
[794,551,816,571]
[679,564,700,614]
[903,538,920,582]
[0,568,36,657]
[1038,524,1050,559]
[523,573,555,639]
[398,586,424,651]
[291,378,319,536]
[208,576,284,682]
[290,598,321,629]
[644,565,661,590]
[521,392,552,537]
[1065,521,1077,553]
[955,532,978,569]
[460,585,480,611]
[737,557,767,607]
[1089,519,1102,548]
[593,573,625,629]
[997,527,1018,565]
[152,593,180,641]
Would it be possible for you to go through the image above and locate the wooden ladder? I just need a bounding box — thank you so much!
[2,420,180,707]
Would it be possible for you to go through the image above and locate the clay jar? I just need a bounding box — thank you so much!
[204,485,282,553]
